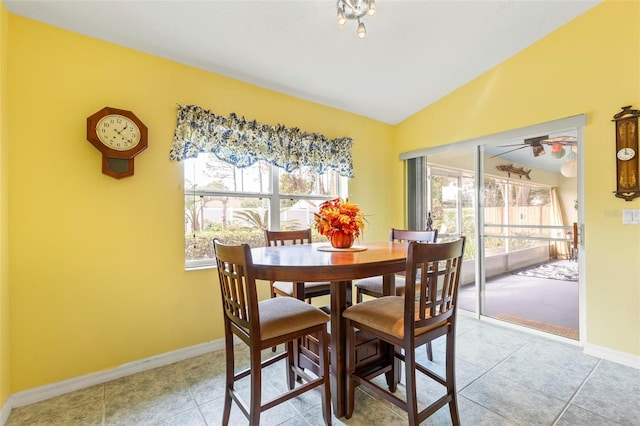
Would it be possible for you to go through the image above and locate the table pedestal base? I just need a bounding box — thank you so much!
[298,328,399,408]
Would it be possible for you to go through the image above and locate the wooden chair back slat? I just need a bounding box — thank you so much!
[390,228,438,244]
[405,238,466,332]
[213,239,258,335]
[265,229,313,246]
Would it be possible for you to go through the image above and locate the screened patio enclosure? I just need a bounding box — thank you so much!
[402,116,585,340]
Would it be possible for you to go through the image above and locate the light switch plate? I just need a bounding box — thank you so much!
[622,209,640,224]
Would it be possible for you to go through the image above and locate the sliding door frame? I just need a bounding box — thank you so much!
[401,114,587,344]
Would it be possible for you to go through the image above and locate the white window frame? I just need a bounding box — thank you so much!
[184,158,347,269]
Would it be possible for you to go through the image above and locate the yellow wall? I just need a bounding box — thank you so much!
[6,16,393,392]
[394,0,640,355]
[0,0,10,409]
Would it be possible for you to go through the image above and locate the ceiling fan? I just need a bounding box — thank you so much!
[491,135,577,158]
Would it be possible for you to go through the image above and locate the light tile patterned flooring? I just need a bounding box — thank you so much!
[6,316,640,425]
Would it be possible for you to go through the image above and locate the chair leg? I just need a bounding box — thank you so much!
[318,328,332,426]
[404,346,419,426]
[286,340,295,390]
[249,347,262,426]
[449,397,461,426]
[356,288,363,303]
[445,332,461,426]
[426,341,433,361]
[293,336,304,384]
[384,343,399,393]
[345,320,356,419]
[222,327,234,426]
[271,284,278,352]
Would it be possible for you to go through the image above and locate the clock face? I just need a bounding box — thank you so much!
[617,147,636,161]
[96,114,141,151]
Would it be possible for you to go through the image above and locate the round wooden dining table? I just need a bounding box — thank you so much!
[251,241,409,418]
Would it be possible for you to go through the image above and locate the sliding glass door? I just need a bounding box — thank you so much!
[414,149,478,313]
[405,120,582,340]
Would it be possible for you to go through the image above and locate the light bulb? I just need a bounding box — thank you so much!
[337,9,346,27]
[561,160,577,178]
[550,147,566,159]
[367,0,376,16]
[357,20,366,39]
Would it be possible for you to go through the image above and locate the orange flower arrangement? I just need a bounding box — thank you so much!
[314,198,365,239]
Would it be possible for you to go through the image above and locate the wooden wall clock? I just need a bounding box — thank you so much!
[612,105,640,201]
[86,107,148,179]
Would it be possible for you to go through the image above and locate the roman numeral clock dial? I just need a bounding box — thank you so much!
[86,107,148,179]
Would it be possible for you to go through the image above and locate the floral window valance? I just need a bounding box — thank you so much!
[169,104,354,177]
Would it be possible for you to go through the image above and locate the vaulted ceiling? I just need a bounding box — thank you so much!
[4,0,600,125]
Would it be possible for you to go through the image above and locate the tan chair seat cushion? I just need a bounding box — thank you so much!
[342,296,444,340]
[273,281,331,296]
[259,297,330,341]
[354,275,407,296]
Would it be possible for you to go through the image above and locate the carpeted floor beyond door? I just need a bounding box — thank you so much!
[458,260,579,339]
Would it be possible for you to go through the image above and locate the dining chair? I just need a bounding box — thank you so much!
[343,237,466,426]
[355,228,438,302]
[265,229,332,302]
[354,228,438,361]
[213,239,332,426]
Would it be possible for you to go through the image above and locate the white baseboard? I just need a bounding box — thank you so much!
[0,395,13,426]
[584,342,640,369]
[468,314,640,369]
[7,338,225,412]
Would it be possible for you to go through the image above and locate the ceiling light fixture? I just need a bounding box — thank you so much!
[561,151,578,178]
[337,0,376,39]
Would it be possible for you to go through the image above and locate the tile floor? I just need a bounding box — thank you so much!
[6,316,640,425]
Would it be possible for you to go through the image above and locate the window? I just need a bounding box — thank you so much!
[184,154,345,268]
[427,166,475,240]
[426,165,476,260]
[170,105,353,268]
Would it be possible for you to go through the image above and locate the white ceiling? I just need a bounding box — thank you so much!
[4,0,600,125]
